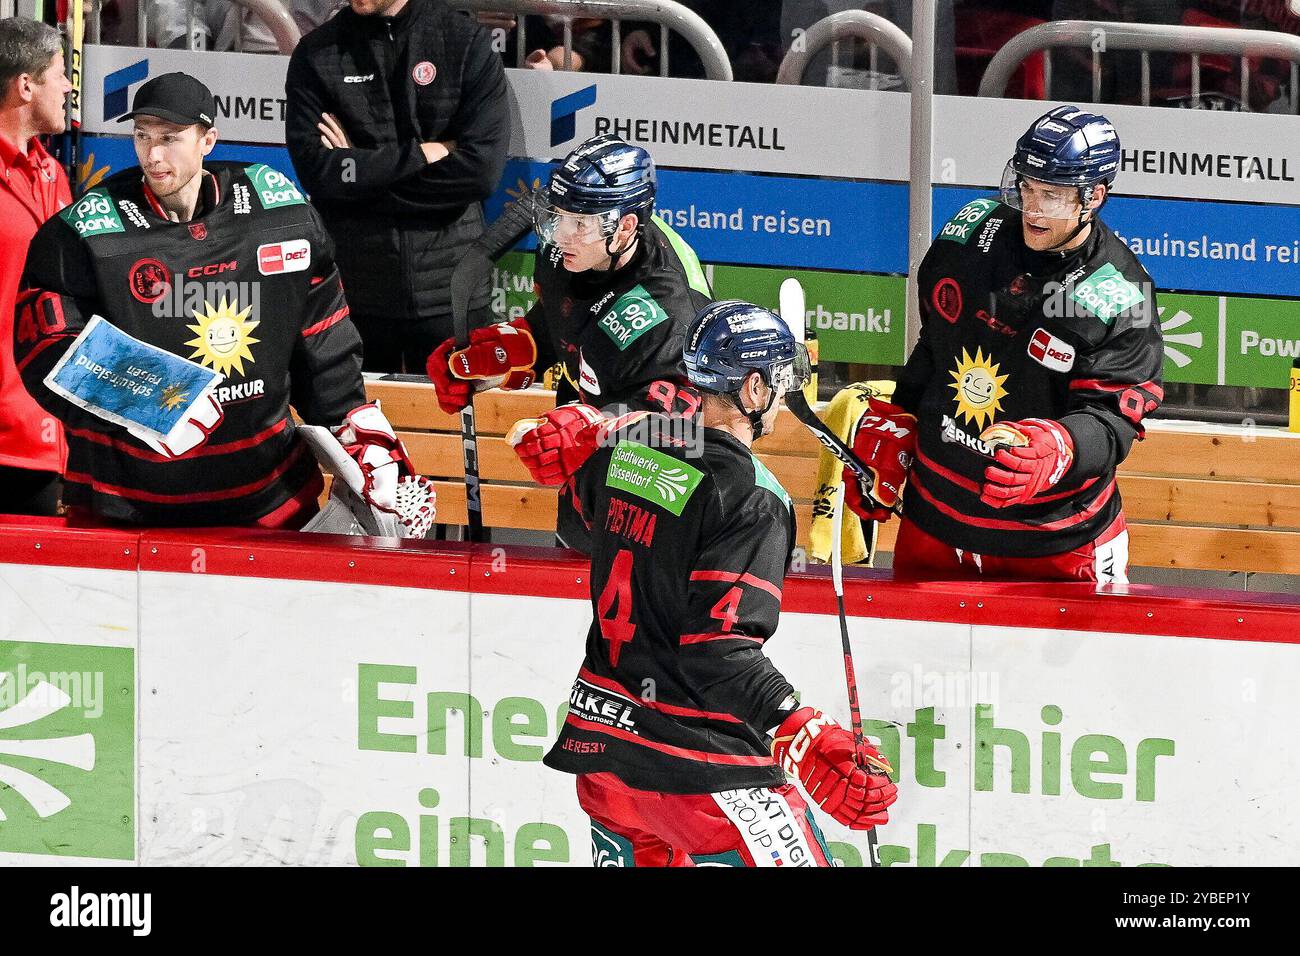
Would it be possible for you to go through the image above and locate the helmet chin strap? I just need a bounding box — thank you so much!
[729,378,778,442]
[603,218,642,270]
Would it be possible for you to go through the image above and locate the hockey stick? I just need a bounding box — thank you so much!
[829,482,885,867]
[65,0,84,193]
[448,189,538,542]
[778,278,900,515]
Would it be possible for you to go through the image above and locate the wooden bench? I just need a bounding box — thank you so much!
[366,378,1300,575]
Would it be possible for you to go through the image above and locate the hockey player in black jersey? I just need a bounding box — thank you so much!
[507,301,897,867]
[844,106,1163,582]
[13,73,426,528]
[426,133,711,549]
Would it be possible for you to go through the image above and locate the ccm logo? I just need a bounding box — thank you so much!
[187,260,236,278]
[257,239,312,275]
[1028,328,1075,372]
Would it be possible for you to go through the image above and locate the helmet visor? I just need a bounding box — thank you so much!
[534,193,621,246]
[999,162,1084,220]
[768,343,812,395]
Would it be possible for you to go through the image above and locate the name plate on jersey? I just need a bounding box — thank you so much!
[44,315,224,442]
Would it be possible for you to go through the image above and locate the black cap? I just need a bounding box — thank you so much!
[117,72,216,128]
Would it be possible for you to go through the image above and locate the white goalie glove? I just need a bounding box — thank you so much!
[298,402,437,539]
[127,393,224,458]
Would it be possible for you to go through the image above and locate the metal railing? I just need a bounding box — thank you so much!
[978,20,1300,113]
[776,9,913,90]
[103,0,300,54]
[450,0,732,80]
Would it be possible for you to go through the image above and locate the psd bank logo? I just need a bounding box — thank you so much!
[103,59,150,121]
[0,641,135,860]
[550,84,597,147]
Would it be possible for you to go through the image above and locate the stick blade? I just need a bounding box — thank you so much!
[778,277,806,344]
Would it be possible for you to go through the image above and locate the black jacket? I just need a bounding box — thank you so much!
[897,199,1164,557]
[285,0,508,321]
[14,162,365,526]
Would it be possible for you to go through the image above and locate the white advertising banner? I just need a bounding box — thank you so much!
[0,563,138,866]
[3,550,1299,867]
[81,46,1300,204]
[135,571,471,866]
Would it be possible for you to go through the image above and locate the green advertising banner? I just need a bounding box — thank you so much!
[1225,296,1300,389]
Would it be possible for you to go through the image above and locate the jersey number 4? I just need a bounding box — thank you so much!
[597,550,637,666]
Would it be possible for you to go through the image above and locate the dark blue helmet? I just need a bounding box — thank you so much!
[1009,105,1120,187]
[684,301,810,396]
[535,134,655,244]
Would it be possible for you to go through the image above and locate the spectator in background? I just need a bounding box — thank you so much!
[207,0,347,53]
[286,0,508,373]
[0,17,70,516]
[622,2,783,81]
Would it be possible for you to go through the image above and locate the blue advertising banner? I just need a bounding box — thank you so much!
[488,159,909,274]
[933,187,1300,299]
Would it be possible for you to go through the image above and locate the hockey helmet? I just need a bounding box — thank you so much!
[1001,106,1120,218]
[685,300,810,396]
[535,133,656,246]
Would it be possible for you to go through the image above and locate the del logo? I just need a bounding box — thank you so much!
[0,640,135,861]
[257,239,312,275]
[1028,328,1075,371]
[247,164,305,210]
[60,190,125,237]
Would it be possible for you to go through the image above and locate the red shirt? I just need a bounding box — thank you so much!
[0,132,70,472]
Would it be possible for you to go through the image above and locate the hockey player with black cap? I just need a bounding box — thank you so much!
[14,72,431,530]
[842,106,1163,582]
[509,300,897,867]
[426,133,711,550]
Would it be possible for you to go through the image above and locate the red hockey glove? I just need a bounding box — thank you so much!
[332,402,421,514]
[771,707,897,830]
[979,418,1075,508]
[506,403,607,486]
[128,394,224,459]
[843,398,916,522]
[426,319,537,415]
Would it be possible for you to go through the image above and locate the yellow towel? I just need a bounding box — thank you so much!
[808,380,896,566]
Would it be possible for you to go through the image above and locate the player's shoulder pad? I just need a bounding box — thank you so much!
[936,196,1008,246]
[649,215,711,297]
[595,283,673,352]
[1065,226,1155,330]
[601,438,707,518]
[56,186,127,241]
[241,163,308,212]
[699,436,793,521]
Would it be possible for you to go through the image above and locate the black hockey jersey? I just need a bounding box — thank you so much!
[544,423,796,794]
[14,161,365,526]
[530,215,712,551]
[530,215,711,413]
[896,198,1164,557]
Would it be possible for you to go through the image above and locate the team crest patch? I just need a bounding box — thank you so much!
[932,277,962,323]
[188,223,207,241]
[412,61,436,85]
[128,258,171,304]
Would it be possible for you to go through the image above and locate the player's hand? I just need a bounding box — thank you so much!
[425,318,537,415]
[129,394,224,459]
[771,707,897,830]
[507,403,605,486]
[979,418,1074,508]
[843,397,916,523]
[318,112,352,150]
[332,402,418,514]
